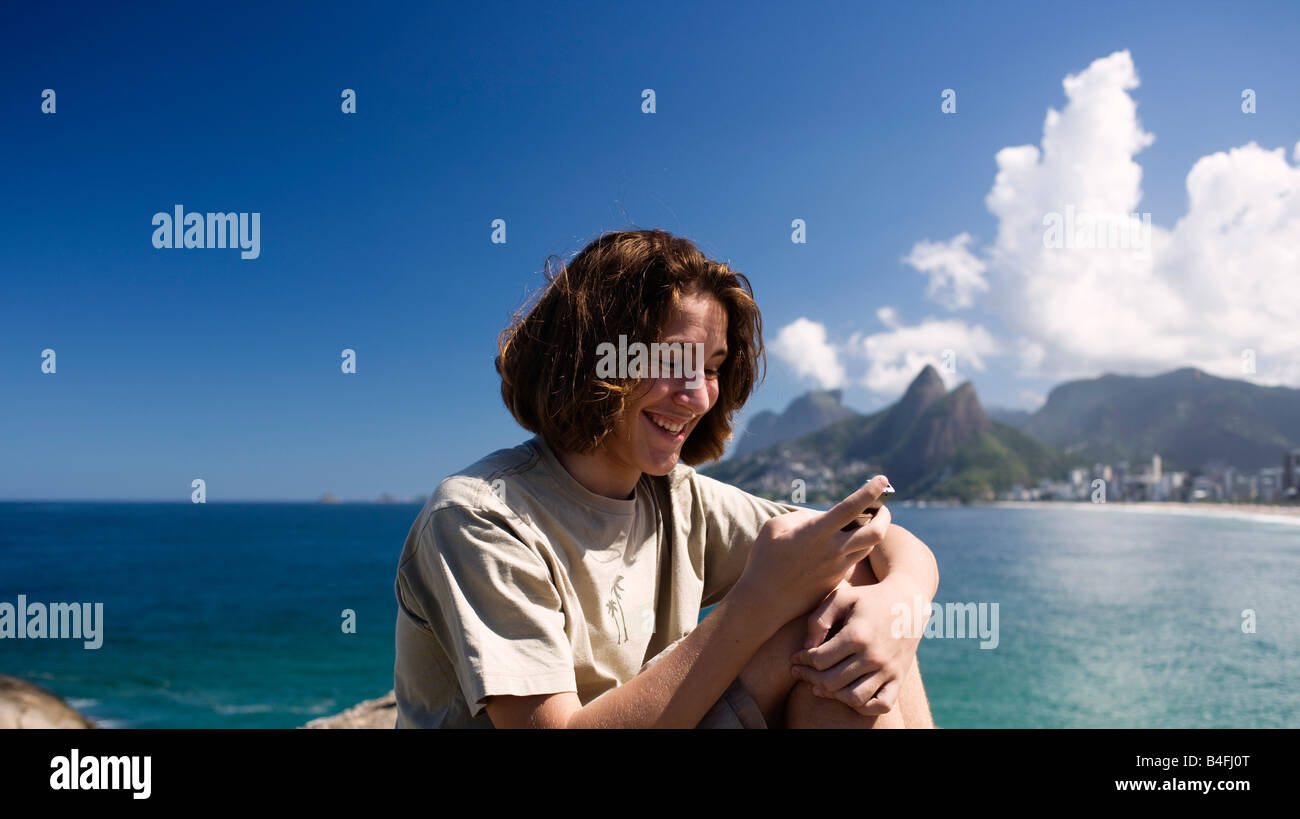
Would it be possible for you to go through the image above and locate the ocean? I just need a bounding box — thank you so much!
[1,501,1297,728]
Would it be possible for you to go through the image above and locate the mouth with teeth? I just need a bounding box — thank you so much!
[644,410,692,443]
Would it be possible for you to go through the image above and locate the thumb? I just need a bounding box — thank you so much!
[801,588,851,651]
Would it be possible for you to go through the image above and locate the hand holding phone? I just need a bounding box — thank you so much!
[840,482,895,531]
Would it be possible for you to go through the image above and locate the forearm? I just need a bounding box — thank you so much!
[565,590,779,729]
[866,524,939,600]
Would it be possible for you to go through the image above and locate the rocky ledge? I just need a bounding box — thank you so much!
[0,674,395,729]
[0,675,97,729]
[300,690,396,729]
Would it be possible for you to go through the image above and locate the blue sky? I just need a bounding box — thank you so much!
[3,1,1299,500]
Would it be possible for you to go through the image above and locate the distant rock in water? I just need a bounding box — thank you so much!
[732,389,860,458]
[0,675,96,729]
[301,690,395,729]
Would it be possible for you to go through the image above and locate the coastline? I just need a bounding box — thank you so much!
[988,499,1300,526]
[300,690,395,729]
[10,501,1294,730]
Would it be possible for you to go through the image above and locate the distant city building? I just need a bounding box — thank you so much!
[998,446,1294,506]
[1259,467,1283,502]
[1189,475,1216,502]
[1143,467,1182,502]
[1284,449,1300,498]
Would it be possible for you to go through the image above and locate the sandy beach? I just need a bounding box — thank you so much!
[989,500,1300,526]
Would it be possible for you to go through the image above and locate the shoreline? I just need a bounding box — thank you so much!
[301,691,395,729]
[987,500,1300,526]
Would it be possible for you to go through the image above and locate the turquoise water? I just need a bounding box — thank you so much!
[1,502,407,728]
[903,505,1300,728]
[1,502,1296,727]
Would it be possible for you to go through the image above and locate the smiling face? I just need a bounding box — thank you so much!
[619,288,729,475]
[557,288,729,497]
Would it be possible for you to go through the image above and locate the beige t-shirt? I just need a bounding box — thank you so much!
[392,435,801,728]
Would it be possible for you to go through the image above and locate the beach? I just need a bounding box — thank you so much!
[989,500,1300,526]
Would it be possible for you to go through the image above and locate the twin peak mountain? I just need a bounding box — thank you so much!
[705,365,1059,503]
[703,363,1300,502]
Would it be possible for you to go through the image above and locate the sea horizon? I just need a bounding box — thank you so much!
[0,499,428,505]
[3,502,1296,729]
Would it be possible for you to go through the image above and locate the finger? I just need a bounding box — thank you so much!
[840,489,895,531]
[836,672,889,715]
[797,587,849,652]
[838,509,876,532]
[853,503,892,548]
[831,503,892,561]
[814,475,892,537]
[794,655,878,695]
[819,475,889,535]
[790,624,856,671]
[861,678,902,716]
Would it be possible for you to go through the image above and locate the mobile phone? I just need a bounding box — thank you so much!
[840,484,895,531]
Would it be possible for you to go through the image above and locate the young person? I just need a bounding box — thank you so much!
[394,229,939,728]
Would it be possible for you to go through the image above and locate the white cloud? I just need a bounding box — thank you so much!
[776,50,1300,397]
[771,317,845,389]
[853,312,1002,394]
[1016,338,1047,376]
[902,232,989,309]
[978,49,1300,386]
[776,310,1001,397]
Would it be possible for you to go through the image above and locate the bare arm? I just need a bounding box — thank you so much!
[866,523,939,599]
[789,521,940,716]
[487,477,896,729]
[485,589,780,729]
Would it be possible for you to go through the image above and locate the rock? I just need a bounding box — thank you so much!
[300,690,395,729]
[0,675,96,729]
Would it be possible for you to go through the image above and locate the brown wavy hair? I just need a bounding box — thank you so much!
[495,228,765,465]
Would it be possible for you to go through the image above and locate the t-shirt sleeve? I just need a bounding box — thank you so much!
[688,473,805,608]
[395,501,577,717]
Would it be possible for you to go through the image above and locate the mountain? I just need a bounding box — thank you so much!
[987,407,1032,428]
[1021,367,1300,470]
[707,364,1300,503]
[845,364,948,461]
[706,366,1067,503]
[730,389,859,458]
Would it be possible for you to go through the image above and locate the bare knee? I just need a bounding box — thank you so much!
[734,564,883,726]
[736,615,807,724]
[785,681,906,729]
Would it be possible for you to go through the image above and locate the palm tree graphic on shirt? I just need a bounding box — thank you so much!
[607,576,629,644]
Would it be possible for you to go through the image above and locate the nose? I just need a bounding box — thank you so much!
[672,375,712,414]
